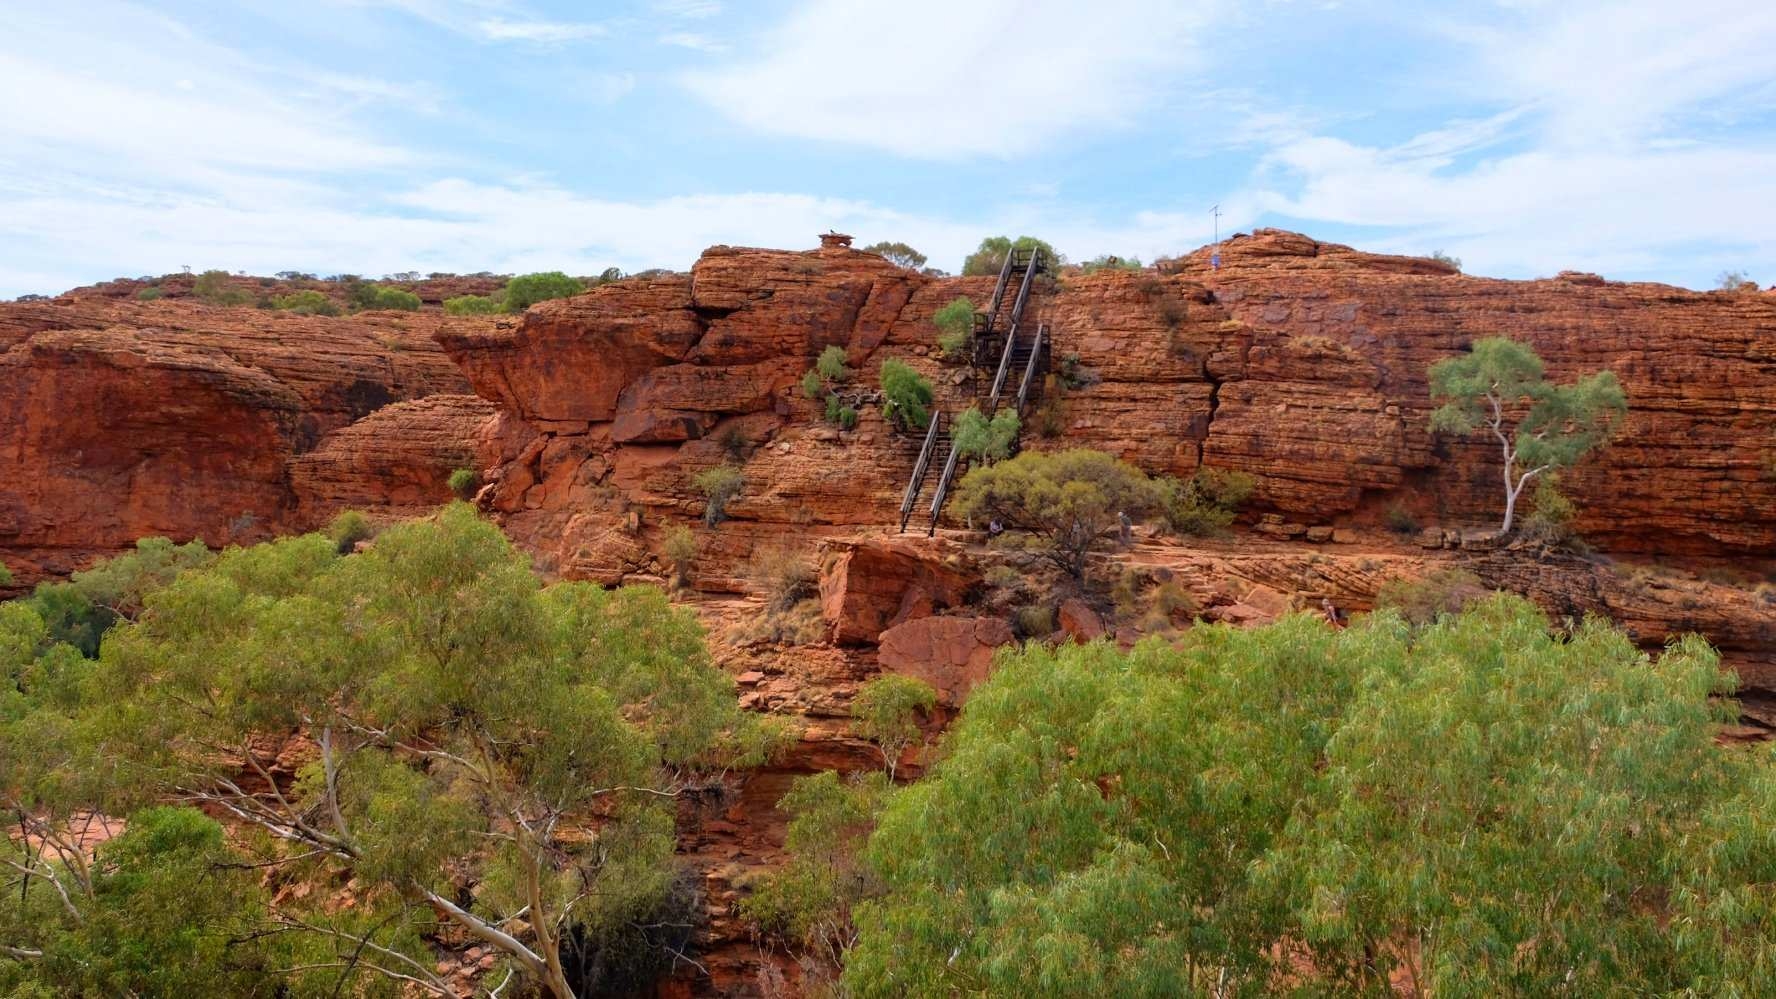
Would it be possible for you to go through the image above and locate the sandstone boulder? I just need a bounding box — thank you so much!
[819,537,978,645]
[875,615,1015,705]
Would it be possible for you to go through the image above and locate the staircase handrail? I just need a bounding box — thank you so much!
[899,411,943,532]
[986,250,1042,410]
[1015,323,1046,414]
[987,241,1017,318]
[926,438,964,537]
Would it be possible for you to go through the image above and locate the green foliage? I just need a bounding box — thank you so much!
[835,404,859,430]
[860,241,928,270]
[740,771,890,973]
[801,369,825,400]
[191,270,249,306]
[269,288,339,316]
[961,235,1062,276]
[503,271,585,312]
[134,285,163,301]
[0,504,775,998]
[748,546,818,615]
[1428,249,1462,270]
[953,448,1161,578]
[932,296,976,359]
[1385,502,1420,535]
[662,525,697,587]
[851,675,937,779]
[1080,254,1142,273]
[24,537,214,656]
[1429,337,1627,532]
[694,465,744,526]
[0,806,278,997]
[346,282,421,311]
[815,344,853,382]
[1374,567,1489,627]
[447,466,478,499]
[952,406,1019,462]
[1157,467,1255,536]
[844,598,1763,997]
[325,509,375,555]
[0,563,10,588]
[879,359,933,432]
[443,292,503,314]
[1717,270,1757,292]
[1522,473,1579,547]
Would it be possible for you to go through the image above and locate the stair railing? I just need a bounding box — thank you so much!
[899,411,943,533]
[926,438,964,537]
[986,250,1042,411]
[1015,323,1047,413]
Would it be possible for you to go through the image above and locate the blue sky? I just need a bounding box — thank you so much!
[4,0,1775,297]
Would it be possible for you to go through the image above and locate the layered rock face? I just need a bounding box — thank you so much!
[0,297,490,586]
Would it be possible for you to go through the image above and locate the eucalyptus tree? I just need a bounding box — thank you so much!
[1428,337,1625,533]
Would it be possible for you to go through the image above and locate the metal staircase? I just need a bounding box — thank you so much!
[898,247,1050,535]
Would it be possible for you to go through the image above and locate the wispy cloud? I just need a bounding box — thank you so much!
[476,17,607,43]
[653,0,722,17]
[659,32,725,52]
[684,0,1225,159]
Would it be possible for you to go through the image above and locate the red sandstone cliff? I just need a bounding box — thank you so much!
[0,296,492,586]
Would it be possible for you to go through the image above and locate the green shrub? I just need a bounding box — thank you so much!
[662,525,697,587]
[1385,503,1420,535]
[1014,603,1056,637]
[952,406,1019,462]
[447,467,479,498]
[961,235,1062,276]
[135,285,163,301]
[801,369,825,400]
[933,297,975,359]
[816,344,853,382]
[1522,475,1579,547]
[842,597,1759,996]
[955,449,1161,578]
[694,465,744,526]
[836,405,859,430]
[192,270,249,306]
[1374,567,1490,627]
[1080,254,1142,273]
[851,674,938,779]
[347,282,421,311]
[1158,467,1255,536]
[271,289,339,316]
[503,271,584,312]
[325,510,375,555]
[879,359,933,432]
[0,562,12,587]
[748,546,818,614]
[1428,250,1463,271]
[443,293,503,315]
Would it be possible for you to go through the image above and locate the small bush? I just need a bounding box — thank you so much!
[347,283,421,311]
[447,467,479,499]
[136,286,164,301]
[504,271,584,312]
[1717,270,1758,293]
[1081,254,1142,273]
[933,297,975,360]
[1385,503,1420,536]
[192,270,249,306]
[1375,568,1489,627]
[271,289,340,316]
[1159,468,1255,536]
[694,465,744,526]
[815,345,853,382]
[717,424,749,461]
[801,369,826,400]
[1522,475,1579,547]
[1014,604,1056,638]
[0,562,12,587]
[835,405,859,430]
[983,564,1021,590]
[953,406,1020,462]
[879,359,934,432]
[325,510,375,555]
[749,546,818,614]
[443,293,503,315]
[1427,250,1462,271]
[662,526,697,588]
[733,598,827,646]
[851,674,938,779]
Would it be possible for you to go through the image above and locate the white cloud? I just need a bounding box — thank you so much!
[684,0,1222,159]
[653,0,722,17]
[476,17,607,43]
[659,32,725,52]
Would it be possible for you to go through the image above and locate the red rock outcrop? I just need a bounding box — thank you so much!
[0,297,488,586]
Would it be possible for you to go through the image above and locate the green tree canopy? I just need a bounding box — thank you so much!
[932,297,975,359]
[951,406,1019,463]
[879,360,933,432]
[1429,337,1626,532]
[1,504,784,998]
[952,448,1159,578]
[842,597,1772,997]
[503,272,585,312]
[961,236,1062,277]
[860,241,928,270]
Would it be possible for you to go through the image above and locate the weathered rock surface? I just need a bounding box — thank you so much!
[819,536,978,645]
[875,614,1016,705]
[0,297,484,586]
